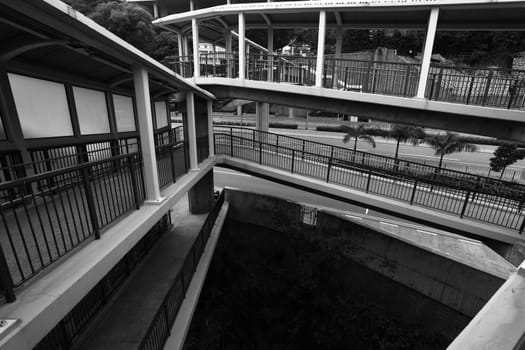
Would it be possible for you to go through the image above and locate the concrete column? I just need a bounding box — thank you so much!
[267,28,274,82]
[224,30,232,77]
[417,7,439,98]
[256,102,269,132]
[183,35,189,57]
[177,33,184,57]
[334,26,343,87]
[188,170,214,214]
[153,3,159,18]
[315,10,327,87]
[238,12,246,80]
[133,66,162,203]
[207,101,215,157]
[185,91,199,170]
[190,0,195,11]
[192,18,200,78]
[288,107,294,119]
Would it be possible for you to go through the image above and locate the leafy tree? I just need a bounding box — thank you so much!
[342,124,376,151]
[89,2,157,53]
[388,125,425,160]
[425,132,477,170]
[490,143,525,178]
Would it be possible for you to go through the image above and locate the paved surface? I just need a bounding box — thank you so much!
[214,140,524,232]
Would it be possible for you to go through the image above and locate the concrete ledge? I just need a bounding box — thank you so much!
[195,77,524,122]
[217,155,524,245]
[0,157,217,350]
[163,202,230,350]
[448,259,525,349]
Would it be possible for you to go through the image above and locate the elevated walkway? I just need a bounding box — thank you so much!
[198,77,525,142]
[213,127,525,247]
[76,193,227,350]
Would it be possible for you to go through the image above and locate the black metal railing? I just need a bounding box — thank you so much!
[34,214,171,350]
[174,52,525,110]
[155,126,188,189]
[214,127,525,233]
[139,190,226,350]
[0,149,145,301]
[427,65,525,109]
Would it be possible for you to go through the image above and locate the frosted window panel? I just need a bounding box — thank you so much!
[113,94,136,132]
[155,101,168,129]
[0,115,5,140]
[8,73,73,138]
[73,86,110,135]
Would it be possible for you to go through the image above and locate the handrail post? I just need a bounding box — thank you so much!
[366,169,372,193]
[326,146,334,182]
[82,165,100,239]
[259,139,263,164]
[0,243,15,302]
[129,154,141,209]
[169,143,177,183]
[466,75,475,105]
[460,190,471,218]
[482,70,494,106]
[230,128,234,156]
[403,65,411,96]
[291,149,295,174]
[410,180,418,205]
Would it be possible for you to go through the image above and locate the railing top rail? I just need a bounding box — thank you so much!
[0,151,140,191]
[214,126,525,193]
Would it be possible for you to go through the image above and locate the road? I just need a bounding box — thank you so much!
[214,167,385,217]
[211,113,525,182]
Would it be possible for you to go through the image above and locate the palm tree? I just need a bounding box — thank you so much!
[388,125,425,160]
[425,132,478,170]
[342,124,376,151]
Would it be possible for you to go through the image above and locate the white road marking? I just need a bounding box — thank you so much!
[214,169,252,177]
[399,153,459,161]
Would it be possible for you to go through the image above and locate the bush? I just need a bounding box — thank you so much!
[269,122,298,129]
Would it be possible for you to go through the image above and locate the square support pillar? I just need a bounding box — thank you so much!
[334,26,343,87]
[267,28,274,82]
[186,91,199,170]
[417,8,439,98]
[188,170,214,214]
[207,100,215,157]
[133,66,162,203]
[315,10,327,87]
[238,12,246,80]
[192,18,200,78]
[224,30,233,77]
[256,102,269,132]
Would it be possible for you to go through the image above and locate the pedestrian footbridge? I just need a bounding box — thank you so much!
[154,0,525,141]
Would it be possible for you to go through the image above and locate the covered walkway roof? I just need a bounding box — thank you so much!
[0,0,214,100]
[153,0,525,44]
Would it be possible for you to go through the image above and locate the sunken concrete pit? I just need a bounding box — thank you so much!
[184,188,515,349]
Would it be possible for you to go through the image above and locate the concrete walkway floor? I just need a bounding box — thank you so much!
[76,195,207,350]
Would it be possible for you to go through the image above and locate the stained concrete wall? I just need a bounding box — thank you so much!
[194,96,209,163]
[224,189,508,339]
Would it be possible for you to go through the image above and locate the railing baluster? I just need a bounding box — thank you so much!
[410,180,418,205]
[81,166,100,239]
[291,150,295,174]
[482,70,494,106]
[460,190,471,218]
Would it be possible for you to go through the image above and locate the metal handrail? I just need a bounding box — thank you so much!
[214,127,525,233]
